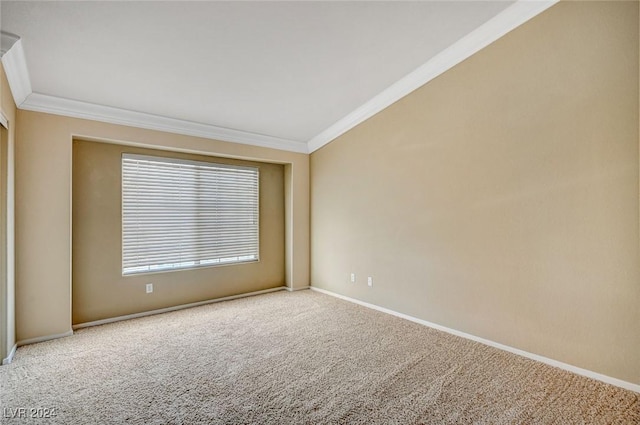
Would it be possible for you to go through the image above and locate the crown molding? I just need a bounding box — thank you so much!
[21,93,309,153]
[4,0,558,155]
[2,35,307,153]
[0,111,8,129]
[0,39,32,107]
[307,0,559,153]
[1,31,20,57]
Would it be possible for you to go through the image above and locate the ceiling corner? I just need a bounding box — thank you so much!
[2,37,307,154]
[20,93,309,154]
[1,38,32,107]
[305,0,559,154]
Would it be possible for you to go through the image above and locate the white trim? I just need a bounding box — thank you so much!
[307,0,559,152]
[0,111,8,129]
[21,93,308,153]
[309,287,640,394]
[2,343,17,365]
[1,1,559,154]
[0,39,31,107]
[0,37,308,154]
[73,286,287,330]
[0,31,20,57]
[286,285,310,292]
[17,330,73,347]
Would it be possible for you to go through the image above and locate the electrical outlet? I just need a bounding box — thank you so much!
[350,273,356,283]
[146,283,153,293]
[367,277,373,287]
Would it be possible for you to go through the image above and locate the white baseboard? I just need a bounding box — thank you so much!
[286,285,310,292]
[310,286,640,394]
[73,286,287,330]
[2,343,17,365]
[17,330,74,347]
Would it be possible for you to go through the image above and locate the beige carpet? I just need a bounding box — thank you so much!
[1,290,638,424]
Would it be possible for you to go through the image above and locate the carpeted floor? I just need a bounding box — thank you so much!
[0,290,638,424]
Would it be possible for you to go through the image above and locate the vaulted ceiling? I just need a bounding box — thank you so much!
[0,1,556,153]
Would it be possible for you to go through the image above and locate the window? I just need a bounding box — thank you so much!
[122,154,259,275]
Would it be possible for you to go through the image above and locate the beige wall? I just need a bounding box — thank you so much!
[311,1,640,385]
[72,140,285,324]
[16,110,309,341]
[0,63,16,362]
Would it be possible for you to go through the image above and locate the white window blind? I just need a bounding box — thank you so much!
[122,154,259,275]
